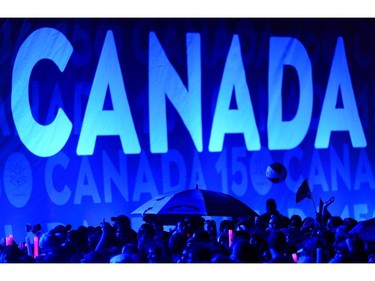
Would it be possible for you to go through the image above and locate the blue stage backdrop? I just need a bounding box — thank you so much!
[0,18,374,240]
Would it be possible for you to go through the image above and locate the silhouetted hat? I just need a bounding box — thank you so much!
[32,224,42,234]
[111,215,131,228]
[50,224,72,235]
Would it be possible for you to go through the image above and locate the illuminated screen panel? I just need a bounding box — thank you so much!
[0,18,374,240]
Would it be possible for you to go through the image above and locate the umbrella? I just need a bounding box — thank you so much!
[131,186,258,223]
[349,217,375,242]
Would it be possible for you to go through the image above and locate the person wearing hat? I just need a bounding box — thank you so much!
[111,215,138,248]
[95,215,137,258]
[50,224,72,245]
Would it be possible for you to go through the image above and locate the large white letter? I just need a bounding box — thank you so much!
[315,37,367,148]
[149,32,202,153]
[209,35,260,152]
[12,27,73,157]
[268,37,313,150]
[77,30,140,155]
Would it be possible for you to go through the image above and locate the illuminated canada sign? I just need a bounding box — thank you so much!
[0,18,374,240]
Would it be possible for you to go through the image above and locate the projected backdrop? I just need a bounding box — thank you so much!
[0,18,374,240]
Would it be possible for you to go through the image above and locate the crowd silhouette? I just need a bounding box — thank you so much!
[1,198,374,263]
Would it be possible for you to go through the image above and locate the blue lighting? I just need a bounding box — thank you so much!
[0,19,374,241]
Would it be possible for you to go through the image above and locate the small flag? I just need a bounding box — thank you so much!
[296,179,312,203]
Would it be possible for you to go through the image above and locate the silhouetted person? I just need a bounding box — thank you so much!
[111,215,138,247]
[0,244,22,263]
[183,243,212,263]
[345,233,368,263]
[145,240,170,263]
[326,216,344,235]
[187,229,211,244]
[168,232,187,262]
[261,198,289,229]
[250,232,269,262]
[266,230,294,263]
[230,239,259,263]
[174,219,190,238]
[137,223,156,254]
[289,214,303,230]
[204,220,218,242]
[217,219,235,249]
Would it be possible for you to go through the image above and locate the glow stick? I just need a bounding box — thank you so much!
[292,253,298,263]
[228,229,233,247]
[33,236,39,258]
[5,237,10,246]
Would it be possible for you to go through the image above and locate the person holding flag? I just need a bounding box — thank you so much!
[296,178,335,228]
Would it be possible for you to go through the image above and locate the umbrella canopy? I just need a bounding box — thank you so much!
[349,217,375,242]
[131,187,258,220]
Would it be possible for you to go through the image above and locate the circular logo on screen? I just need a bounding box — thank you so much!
[3,152,32,208]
